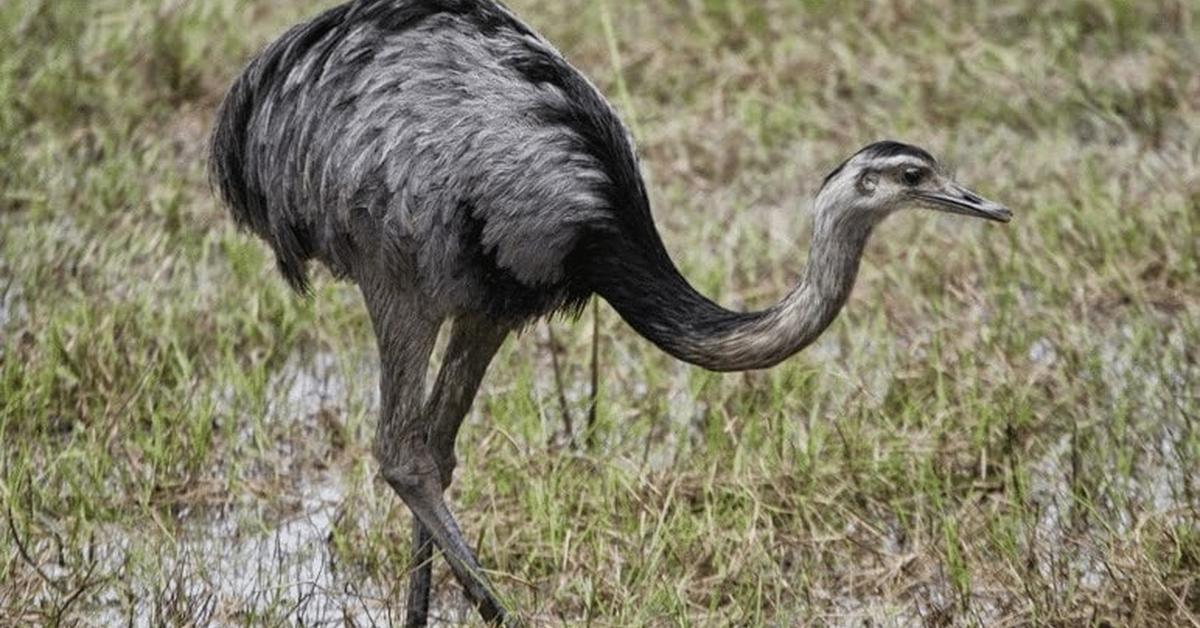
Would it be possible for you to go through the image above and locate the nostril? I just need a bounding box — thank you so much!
[962,191,983,204]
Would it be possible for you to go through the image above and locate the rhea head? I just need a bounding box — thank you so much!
[816,141,1012,229]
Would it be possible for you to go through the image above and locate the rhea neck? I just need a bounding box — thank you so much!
[592,188,881,372]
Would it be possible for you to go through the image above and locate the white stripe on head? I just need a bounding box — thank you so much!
[856,154,934,171]
[820,141,936,192]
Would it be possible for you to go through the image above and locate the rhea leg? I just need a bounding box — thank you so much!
[405,316,509,627]
[424,316,509,487]
[382,447,508,622]
[362,287,513,625]
[405,522,435,627]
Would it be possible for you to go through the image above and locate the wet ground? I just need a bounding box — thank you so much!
[53,318,1196,626]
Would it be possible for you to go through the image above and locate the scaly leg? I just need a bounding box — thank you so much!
[382,441,511,624]
[405,315,509,628]
[405,521,434,628]
[362,286,514,625]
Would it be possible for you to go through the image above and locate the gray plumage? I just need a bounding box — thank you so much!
[212,0,623,320]
[210,1,1011,625]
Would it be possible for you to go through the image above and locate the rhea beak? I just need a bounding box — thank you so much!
[916,182,1013,223]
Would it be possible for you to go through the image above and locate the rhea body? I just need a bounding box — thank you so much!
[210,0,1011,624]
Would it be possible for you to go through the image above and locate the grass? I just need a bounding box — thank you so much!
[1,0,1198,625]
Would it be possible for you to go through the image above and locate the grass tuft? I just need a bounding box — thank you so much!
[1,0,1197,625]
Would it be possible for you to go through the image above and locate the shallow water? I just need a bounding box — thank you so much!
[82,315,1196,625]
[0,277,24,330]
[81,350,481,626]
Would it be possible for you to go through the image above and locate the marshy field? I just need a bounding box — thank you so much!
[1,0,1198,625]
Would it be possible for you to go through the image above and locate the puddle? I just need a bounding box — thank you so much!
[267,349,377,427]
[1023,339,1197,595]
[95,476,478,627]
[820,318,1197,623]
[1028,336,1057,366]
[0,277,24,330]
[165,477,384,625]
[78,350,480,626]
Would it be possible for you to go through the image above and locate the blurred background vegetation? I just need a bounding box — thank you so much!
[1,0,1197,625]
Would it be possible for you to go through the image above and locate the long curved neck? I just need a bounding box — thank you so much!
[589,207,875,372]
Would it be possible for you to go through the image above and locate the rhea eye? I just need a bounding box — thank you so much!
[901,167,928,186]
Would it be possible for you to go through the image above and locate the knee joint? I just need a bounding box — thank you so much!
[375,441,440,495]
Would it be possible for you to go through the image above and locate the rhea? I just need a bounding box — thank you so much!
[210,0,1011,625]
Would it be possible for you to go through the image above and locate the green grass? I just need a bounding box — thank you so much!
[2,0,1198,625]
